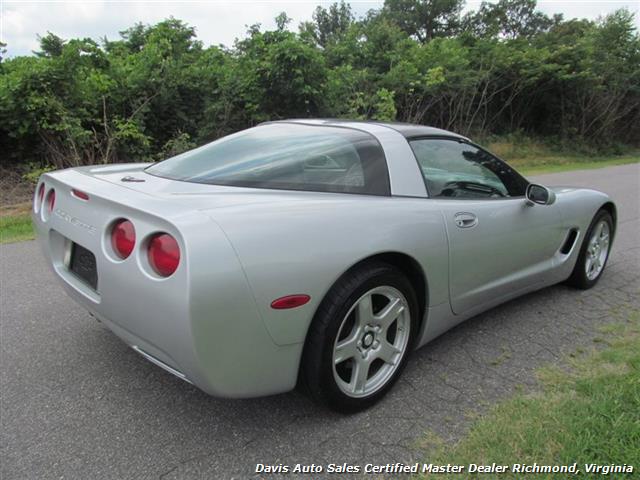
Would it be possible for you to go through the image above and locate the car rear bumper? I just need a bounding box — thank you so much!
[32,170,303,398]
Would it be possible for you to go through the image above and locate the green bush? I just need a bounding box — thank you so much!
[1,2,638,169]
[22,163,55,184]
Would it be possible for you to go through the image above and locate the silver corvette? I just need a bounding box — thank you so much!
[33,120,616,412]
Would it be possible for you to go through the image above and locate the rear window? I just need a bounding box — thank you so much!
[146,123,390,195]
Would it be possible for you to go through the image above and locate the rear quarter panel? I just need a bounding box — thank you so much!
[203,194,449,346]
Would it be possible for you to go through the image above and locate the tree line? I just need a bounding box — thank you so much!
[1,0,638,169]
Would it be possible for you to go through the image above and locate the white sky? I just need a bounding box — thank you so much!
[1,0,639,58]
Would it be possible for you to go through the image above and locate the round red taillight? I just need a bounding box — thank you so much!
[48,189,56,212]
[111,220,136,259]
[37,183,45,207]
[148,233,180,277]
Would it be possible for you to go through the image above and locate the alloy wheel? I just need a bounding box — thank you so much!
[332,286,411,398]
[585,220,610,281]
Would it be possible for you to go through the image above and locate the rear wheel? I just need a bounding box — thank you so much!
[566,209,613,289]
[301,262,418,413]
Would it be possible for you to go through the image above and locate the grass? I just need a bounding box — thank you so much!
[0,215,34,244]
[514,155,639,176]
[419,308,640,479]
[484,137,640,175]
[0,203,33,244]
[483,137,640,175]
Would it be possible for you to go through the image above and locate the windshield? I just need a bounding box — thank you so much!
[146,123,390,195]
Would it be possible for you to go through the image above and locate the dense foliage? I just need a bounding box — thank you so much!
[1,0,639,168]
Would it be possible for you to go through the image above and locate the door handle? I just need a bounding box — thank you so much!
[454,212,478,228]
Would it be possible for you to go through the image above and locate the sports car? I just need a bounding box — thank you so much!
[32,119,616,412]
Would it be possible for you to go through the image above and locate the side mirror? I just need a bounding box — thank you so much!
[526,183,556,206]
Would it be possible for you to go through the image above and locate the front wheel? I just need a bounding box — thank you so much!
[566,209,613,289]
[301,262,418,413]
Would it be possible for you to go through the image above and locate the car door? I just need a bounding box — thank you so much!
[409,137,564,315]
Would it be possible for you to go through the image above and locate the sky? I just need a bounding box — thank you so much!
[1,0,639,58]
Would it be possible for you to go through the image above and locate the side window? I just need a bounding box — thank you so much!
[409,139,528,199]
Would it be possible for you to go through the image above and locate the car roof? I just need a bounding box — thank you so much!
[269,119,468,140]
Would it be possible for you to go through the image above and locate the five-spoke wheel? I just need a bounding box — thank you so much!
[301,262,418,412]
[585,219,610,281]
[332,286,410,398]
[567,208,613,289]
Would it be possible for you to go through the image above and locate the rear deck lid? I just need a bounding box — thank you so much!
[73,163,343,212]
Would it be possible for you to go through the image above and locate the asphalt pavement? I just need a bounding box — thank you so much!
[1,163,639,479]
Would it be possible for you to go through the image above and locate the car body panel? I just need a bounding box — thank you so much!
[32,120,616,398]
[202,195,449,346]
[438,197,564,314]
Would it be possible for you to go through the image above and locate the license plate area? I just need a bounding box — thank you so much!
[69,242,98,290]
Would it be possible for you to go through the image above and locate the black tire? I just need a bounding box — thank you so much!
[300,261,419,413]
[566,209,613,289]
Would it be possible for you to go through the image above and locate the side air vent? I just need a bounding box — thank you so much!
[560,229,579,254]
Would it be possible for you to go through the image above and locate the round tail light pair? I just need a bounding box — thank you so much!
[36,184,55,212]
[110,220,180,277]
